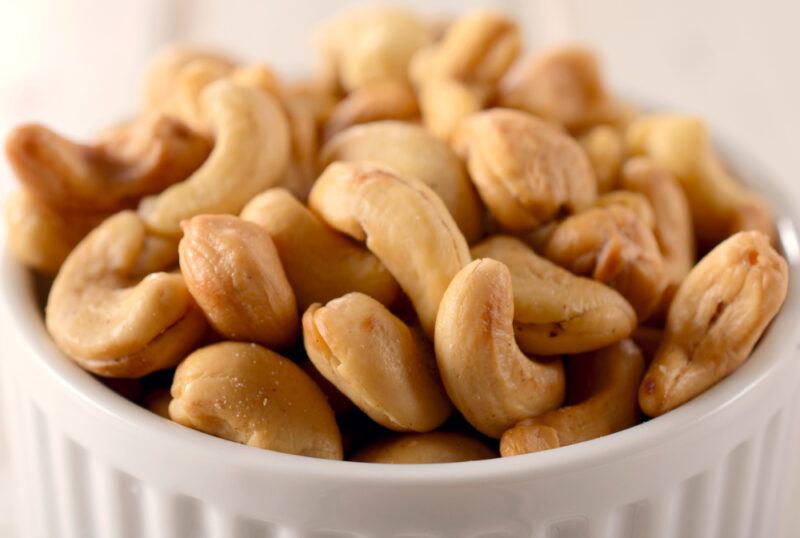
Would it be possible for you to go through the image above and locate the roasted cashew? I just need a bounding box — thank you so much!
[626,114,775,246]
[323,79,418,141]
[5,115,211,213]
[500,339,644,456]
[46,211,207,377]
[352,432,496,463]
[639,231,788,417]
[578,125,626,192]
[138,79,290,236]
[279,96,320,201]
[179,215,298,347]
[452,108,596,233]
[416,77,486,142]
[542,205,667,320]
[241,188,397,309]
[169,342,342,460]
[434,259,565,438]
[303,293,452,432]
[320,121,484,242]
[471,236,636,355]
[308,162,471,337]
[631,326,663,363]
[594,191,655,230]
[144,389,172,419]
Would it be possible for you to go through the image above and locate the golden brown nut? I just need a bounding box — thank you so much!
[578,125,626,192]
[309,162,471,337]
[323,80,418,141]
[179,215,297,347]
[352,432,496,463]
[416,78,486,142]
[278,97,320,202]
[169,342,342,459]
[639,231,788,417]
[5,115,211,213]
[626,114,775,246]
[434,259,565,438]
[452,108,596,233]
[631,326,663,363]
[471,236,636,355]
[240,188,398,310]
[320,121,483,242]
[46,211,207,377]
[303,293,452,432]
[594,191,656,230]
[144,389,172,419]
[500,339,645,456]
[542,205,667,320]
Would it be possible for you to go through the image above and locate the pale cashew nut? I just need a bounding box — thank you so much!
[138,79,290,236]
[416,78,486,142]
[471,236,636,355]
[308,162,471,337]
[240,188,398,310]
[5,115,211,213]
[578,125,626,192]
[282,80,340,130]
[500,339,645,456]
[323,80,419,141]
[639,231,788,417]
[594,191,656,230]
[46,211,207,377]
[179,215,298,347]
[542,205,667,320]
[169,342,342,460]
[352,432,496,463]
[434,259,566,438]
[302,292,452,432]
[626,114,775,246]
[320,121,484,242]
[452,108,596,233]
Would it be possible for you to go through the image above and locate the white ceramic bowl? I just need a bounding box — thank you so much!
[2,139,800,538]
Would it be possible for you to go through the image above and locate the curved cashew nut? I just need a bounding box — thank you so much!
[471,236,636,355]
[626,114,775,246]
[308,161,471,337]
[303,292,452,432]
[542,205,667,320]
[578,125,626,192]
[138,79,290,236]
[594,191,656,230]
[434,259,566,438]
[639,231,788,417]
[352,432,496,463]
[323,80,418,141]
[452,108,596,233]
[46,211,207,377]
[240,188,398,310]
[5,115,211,213]
[500,339,645,456]
[169,342,343,460]
[320,121,484,242]
[179,215,298,347]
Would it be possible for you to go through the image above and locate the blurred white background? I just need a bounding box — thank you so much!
[1,0,799,535]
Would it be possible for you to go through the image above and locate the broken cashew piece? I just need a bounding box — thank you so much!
[179,215,298,347]
[46,211,207,377]
[240,188,398,310]
[434,259,566,438]
[352,432,496,463]
[452,108,596,233]
[639,231,788,417]
[138,79,290,237]
[303,292,452,432]
[471,235,636,355]
[309,161,471,337]
[169,342,343,460]
[500,339,645,456]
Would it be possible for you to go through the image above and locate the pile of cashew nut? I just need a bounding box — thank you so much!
[4,7,789,463]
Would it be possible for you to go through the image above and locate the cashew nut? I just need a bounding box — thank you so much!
[320,121,484,242]
[279,96,320,202]
[308,162,471,337]
[169,342,343,459]
[138,79,290,237]
[594,191,656,230]
[578,125,626,192]
[303,292,452,432]
[631,326,663,363]
[434,259,566,438]
[452,108,596,233]
[144,389,172,419]
[46,211,207,377]
[323,80,418,142]
[542,205,667,320]
[626,114,775,246]
[240,188,398,310]
[416,77,486,142]
[500,339,645,456]
[179,215,298,347]
[352,432,496,463]
[471,236,636,355]
[639,231,788,417]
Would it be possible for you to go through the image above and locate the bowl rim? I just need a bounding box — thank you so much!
[2,131,800,486]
